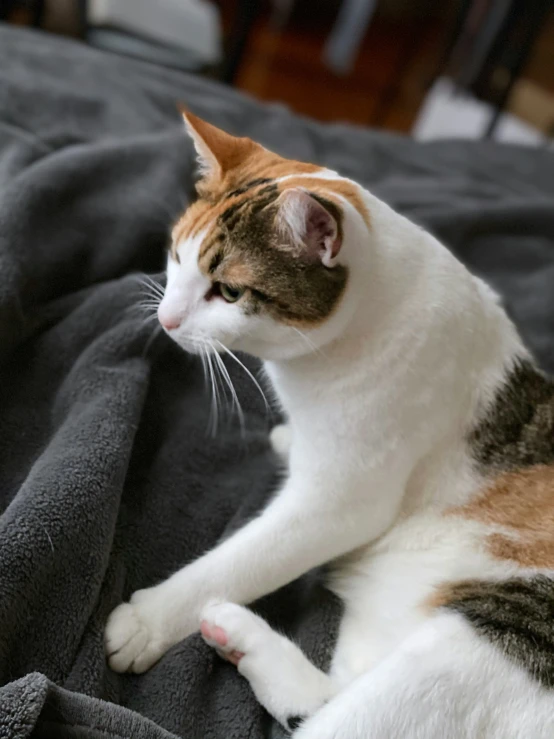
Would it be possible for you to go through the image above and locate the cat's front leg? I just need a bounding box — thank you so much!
[105,485,333,674]
[104,575,202,673]
[105,465,403,673]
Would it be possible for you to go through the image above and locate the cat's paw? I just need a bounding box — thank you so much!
[200,602,331,728]
[200,602,271,666]
[270,424,292,461]
[105,587,179,673]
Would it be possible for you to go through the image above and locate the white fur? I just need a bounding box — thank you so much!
[199,605,554,738]
[294,612,554,739]
[105,167,552,735]
[201,601,335,724]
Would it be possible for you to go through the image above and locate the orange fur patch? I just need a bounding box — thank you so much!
[168,113,354,326]
[423,582,457,612]
[218,259,255,286]
[173,112,370,249]
[452,464,554,568]
[172,169,370,254]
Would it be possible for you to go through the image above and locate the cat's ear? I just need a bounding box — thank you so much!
[276,188,342,267]
[179,107,257,177]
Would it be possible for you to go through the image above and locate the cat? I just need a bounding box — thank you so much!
[105,111,554,738]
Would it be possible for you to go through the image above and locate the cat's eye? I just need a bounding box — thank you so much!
[219,283,244,303]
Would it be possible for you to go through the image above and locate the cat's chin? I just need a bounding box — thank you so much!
[165,334,220,356]
[170,334,241,358]
[168,332,317,363]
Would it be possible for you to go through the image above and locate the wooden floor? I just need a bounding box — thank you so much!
[227,2,554,134]
[229,6,451,133]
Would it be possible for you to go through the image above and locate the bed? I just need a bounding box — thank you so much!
[0,22,553,739]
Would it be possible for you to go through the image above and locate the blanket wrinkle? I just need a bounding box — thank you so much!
[0,23,553,739]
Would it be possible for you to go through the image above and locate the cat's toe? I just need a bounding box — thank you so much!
[200,602,269,664]
[105,600,167,673]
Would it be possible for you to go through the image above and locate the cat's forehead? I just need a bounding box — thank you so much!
[171,157,369,267]
[168,152,370,325]
[172,152,321,243]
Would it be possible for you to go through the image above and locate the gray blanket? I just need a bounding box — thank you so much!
[1,23,553,739]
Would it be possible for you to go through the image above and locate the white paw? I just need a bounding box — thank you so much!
[270,423,292,461]
[200,602,332,727]
[200,601,270,666]
[105,587,176,673]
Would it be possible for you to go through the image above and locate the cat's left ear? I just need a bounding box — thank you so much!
[276,188,342,268]
[179,107,257,178]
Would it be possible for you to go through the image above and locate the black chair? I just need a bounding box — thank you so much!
[431,0,552,137]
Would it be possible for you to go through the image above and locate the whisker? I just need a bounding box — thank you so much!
[132,274,165,300]
[135,302,161,312]
[139,273,165,289]
[199,343,209,391]
[124,305,160,324]
[205,345,220,437]
[142,323,163,358]
[137,313,160,326]
[214,340,269,412]
[291,326,327,359]
[211,343,246,437]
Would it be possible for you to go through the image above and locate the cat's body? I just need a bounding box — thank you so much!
[105,113,554,738]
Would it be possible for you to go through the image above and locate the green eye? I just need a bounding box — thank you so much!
[219,283,244,303]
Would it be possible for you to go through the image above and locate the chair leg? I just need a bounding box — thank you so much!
[32,0,45,26]
[222,0,261,85]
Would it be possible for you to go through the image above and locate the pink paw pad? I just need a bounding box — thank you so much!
[201,620,228,646]
[200,621,245,665]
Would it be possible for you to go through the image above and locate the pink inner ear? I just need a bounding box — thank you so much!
[278,188,342,266]
[306,206,341,263]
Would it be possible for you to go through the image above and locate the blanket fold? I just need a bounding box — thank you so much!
[0,24,553,739]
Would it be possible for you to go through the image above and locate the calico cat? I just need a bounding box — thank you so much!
[105,112,554,738]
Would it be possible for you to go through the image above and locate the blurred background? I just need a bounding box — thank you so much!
[2,0,553,145]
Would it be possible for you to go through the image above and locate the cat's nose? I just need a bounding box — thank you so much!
[157,304,181,331]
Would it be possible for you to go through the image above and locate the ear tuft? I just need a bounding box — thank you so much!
[179,106,259,178]
[277,189,342,267]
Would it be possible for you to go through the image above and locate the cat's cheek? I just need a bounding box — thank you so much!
[190,301,247,348]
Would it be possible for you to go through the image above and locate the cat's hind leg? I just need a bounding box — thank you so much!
[294,611,554,739]
[200,602,336,731]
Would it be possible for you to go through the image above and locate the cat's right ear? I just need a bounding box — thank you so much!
[276,188,343,268]
[179,107,258,178]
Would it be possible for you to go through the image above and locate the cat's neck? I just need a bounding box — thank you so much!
[264,190,526,443]
[264,194,446,417]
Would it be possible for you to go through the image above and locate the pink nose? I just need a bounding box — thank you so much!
[157,304,181,331]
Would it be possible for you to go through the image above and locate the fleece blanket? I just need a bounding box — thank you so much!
[0,23,553,739]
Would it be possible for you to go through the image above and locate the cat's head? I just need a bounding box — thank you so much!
[158,111,370,360]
